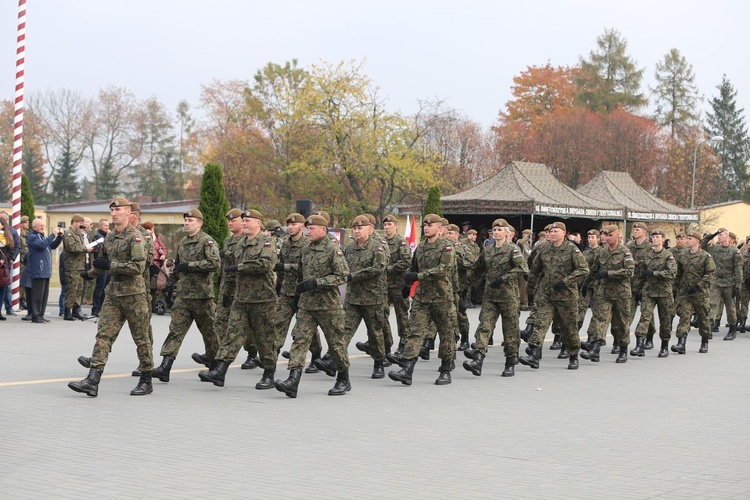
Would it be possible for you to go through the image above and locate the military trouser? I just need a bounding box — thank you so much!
[629,286,656,336]
[91,293,153,372]
[275,294,321,355]
[289,308,349,372]
[676,291,710,339]
[473,300,519,357]
[710,284,736,325]
[589,293,631,347]
[528,291,580,354]
[738,285,750,320]
[344,302,386,360]
[217,301,277,370]
[402,300,457,361]
[578,288,592,326]
[160,297,219,360]
[384,287,409,340]
[519,276,528,307]
[636,294,674,340]
[64,271,83,309]
[457,290,470,339]
[214,301,232,345]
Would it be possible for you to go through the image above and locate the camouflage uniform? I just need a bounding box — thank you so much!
[343,235,388,360]
[635,248,677,340]
[628,238,654,333]
[675,249,716,340]
[587,244,634,347]
[578,245,601,326]
[63,227,87,309]
[288,237,350,372]
[383,232,412,346]
[454,239,477,343]
[701,240,743,327]
[215,233,278,369]
[471,241,528,357]
[738,250,750,325]
[19,227,28,305]
[215,233,243,343]
[88,224,152,372]
[159,230,221,360]
[401,237,457,361]
[527,241,589,354]
[136,224,156,349]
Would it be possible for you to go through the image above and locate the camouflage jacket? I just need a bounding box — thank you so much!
[20,228,28,261]
[62,228,87,271]
[234,233,277,303]
[136,224,155,288]
[676,249,715,295]
[589,244,634,300]
[344,236,387,306]
[641,248,677,297]
[455,239,478,292]
[472,241,528,303]
[628,238,652,290]
[169,230,220,299]
[385,233,411,289]
[218,234,243,298]
[296,236,349,311]
[531,240,589,302]
[88,224,145,297]
[670,246,688,267]
[277,234,309,297]
[743,250,750,288]
[580,245,602,293]
[410,236,455,304]
[701,241,742,288]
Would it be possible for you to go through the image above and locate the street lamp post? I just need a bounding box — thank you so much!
[691,135,724,210]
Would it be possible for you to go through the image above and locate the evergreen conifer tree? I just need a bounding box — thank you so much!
[197,163,230,244]
[423,186,442,216]
[20,174,35,220]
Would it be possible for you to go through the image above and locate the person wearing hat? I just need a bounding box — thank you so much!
[519,221,589,371]
[700,228,743,340]
[151,208,221,382]
[89,219,111,318]
[264,219,284,253]
[671,231,688,264]
[61,213,94,321]
[446,223,477,352]
[736,236,750,333]
[515,229,534,311]
[463,228,482,308]
[463,218,529,377]
[69,196,154,397]
[631,229,677,358]
[199,209,280,390]
[213,209,246,360]
[377,213,412,354]
[274,213,323,373]
[18,215,30,310]
[578,229,602,335]
[275,214,352,398]
[387,214,458,386]
[672,231,716,353]
[580,225,634,363]
[627,222,657,349]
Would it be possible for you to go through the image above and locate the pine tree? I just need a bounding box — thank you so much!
[652,48,699,140]
[197,163,230,245]
[96,158,118,200]
[20,174,35,220]
[706,75,750,201]
[50,147,81,203]
[423,186,442,216]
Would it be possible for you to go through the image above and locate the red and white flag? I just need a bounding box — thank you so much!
[405,215,419,297]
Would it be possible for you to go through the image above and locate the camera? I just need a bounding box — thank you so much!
[57,222,65,228]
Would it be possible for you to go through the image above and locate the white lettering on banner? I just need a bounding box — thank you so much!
[627,211,699,222]
[535,204,624,218]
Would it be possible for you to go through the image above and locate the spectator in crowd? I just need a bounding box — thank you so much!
[23,219,63,323]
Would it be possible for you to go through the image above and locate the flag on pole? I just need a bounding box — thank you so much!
[404,215,419,297]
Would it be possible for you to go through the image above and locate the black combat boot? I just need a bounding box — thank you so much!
[690,314,698,328]
[152,356,175,383]
[371,359,385,379]
[77,356,91,368]
[463,348,479,360]
[568,353,579,370]
[274,368,302,398]
[68,368,102,397]
[329,370,351,396]
[524,345,542,359]
[550,335,562,350]
[699,337,709,353]
[520,324,533,343]
[435,359,452,385]
[198,360,229,387]
[581,341,601,362]
[457,333,470,351]
[711,319,719,333]
[63,307,75,321]
[616,345,628,363]
[739,318,747,333]
[419,340,431,360]
[658,339,669,358]
[580,334,594,352]
[313,355,336,377]
[386,351,406,367]
[388,358,416,385]
[242,353,261,369]
[255,369,275,390]
[382,347,392,367]
[280,351,291,360]
[72,305,88,320]
[395,340,404,355]
[644,333,654,350]
[724,325,737,341]
[519,346,541,369]
[671,335,687,354]
[501,357,515,377]
[610,342,619,354]
[191,352,210,367]
[557,346,569,359]
[130,372,153,396]
[630,337,645,357]
[305,351,321,374]
[355,341,370,354]
[462,352,484,376]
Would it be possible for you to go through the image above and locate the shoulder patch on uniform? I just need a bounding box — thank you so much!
[336,250,343,256]
[574,248,581,253]
[625,252,632,257]
[400,240,407,246]
[207,240,215,246]
[146,235,152,240]
[512,248,521,254]
[135,237,142,243]
[377,247,384,252]
[445,246,452,252]
[264,241,271,247]
[668,255,674,260]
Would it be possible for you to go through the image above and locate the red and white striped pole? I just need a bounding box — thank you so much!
[11,0,27,310]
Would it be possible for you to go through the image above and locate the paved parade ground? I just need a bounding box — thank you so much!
[2,290,750,499]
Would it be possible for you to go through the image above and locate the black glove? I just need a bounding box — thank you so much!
[745,277,750,291]
[553,280,566,292]
[92,258,110,270]
[687,285,699,295]
[594,270,608,280]
[175,262,190,273]
[404,272,418,286]
[222,295,231,308]
[295,278,317,294]
[273,262,284,272]
[489,276,505,289]
[80,271,93,281]
[346,274,353,283]
[642,268,654,277]
[219,250,226,259]
[224,265,238,272]
[401,286,411,299]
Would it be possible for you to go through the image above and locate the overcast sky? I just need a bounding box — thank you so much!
[1,0,748,128]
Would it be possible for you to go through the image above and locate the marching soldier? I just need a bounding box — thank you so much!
[447,224,477,351]
[628,222,656,349]
[62,214,93,320]
[217,209,244,348]
[381,214,412,353]
[579,229,601,334]
[737,237,750,333]
[701,228,743,340]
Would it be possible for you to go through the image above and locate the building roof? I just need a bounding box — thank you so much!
[577,171,699,223]
[699,200,749,210]
[46,199,200,213]
[441,161,625,219]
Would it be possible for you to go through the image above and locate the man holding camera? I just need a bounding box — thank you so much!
[62,214,94,321]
